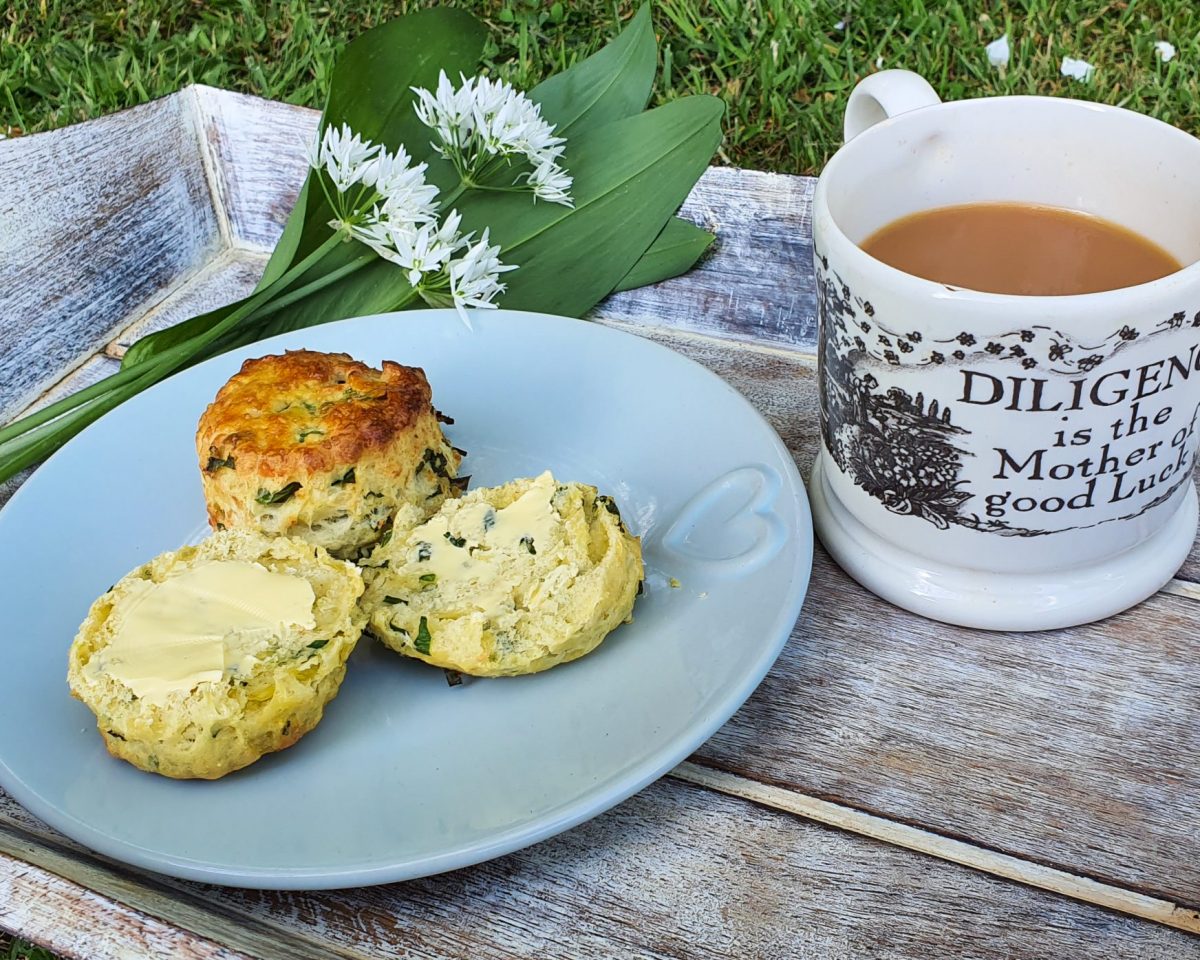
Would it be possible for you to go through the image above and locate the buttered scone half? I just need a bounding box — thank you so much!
[361,472,644,677]
[196,350,463,559]
[67,530,364,780]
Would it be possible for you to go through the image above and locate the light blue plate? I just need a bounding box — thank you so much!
[0,309,811,889]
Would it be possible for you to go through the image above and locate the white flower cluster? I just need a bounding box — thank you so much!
[413,71,574,206]
[305,124,439,233]
[305,123,515,323]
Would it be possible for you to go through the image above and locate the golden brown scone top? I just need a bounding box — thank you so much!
[196,351,437,479]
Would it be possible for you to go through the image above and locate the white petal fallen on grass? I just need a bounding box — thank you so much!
[985,35,1010,67]
[835,20,845,30]
[875,55,884,68]
[1060,56,1095,82]
[1155,40,1176,63]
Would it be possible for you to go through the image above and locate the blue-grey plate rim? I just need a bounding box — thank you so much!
[0,308,812,888]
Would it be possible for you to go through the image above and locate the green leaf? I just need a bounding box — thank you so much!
[204,455,236,473]
[324,9,485,154]
[612,217,715,293]
[255,481,303,505]
[289,9,487,265]
[454,95,725,318]
[125,10,485,370]
[121,298,243,369]
[251,257,416,341]
[530,4,656,136]
[255,177,311,293]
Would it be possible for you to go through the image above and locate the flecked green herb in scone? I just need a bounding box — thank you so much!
[360,471,644,677]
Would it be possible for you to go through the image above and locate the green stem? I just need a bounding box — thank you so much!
[0,354,173,482]
[440,181,468,209]
[232,251,377,324]
[470,184,533,195]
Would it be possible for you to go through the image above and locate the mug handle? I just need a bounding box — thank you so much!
[844,70,941,141]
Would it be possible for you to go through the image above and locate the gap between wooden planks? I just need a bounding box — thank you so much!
[668,761,1200,935]
[3,761,1196,955]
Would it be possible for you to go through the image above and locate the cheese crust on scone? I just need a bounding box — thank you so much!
[196,350,462,558]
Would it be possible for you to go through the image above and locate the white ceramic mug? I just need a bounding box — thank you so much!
[810,70,1200,631]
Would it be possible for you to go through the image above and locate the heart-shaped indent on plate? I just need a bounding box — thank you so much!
[657,465,787,578]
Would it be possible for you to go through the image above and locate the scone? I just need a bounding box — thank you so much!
[68,529,364,779]
[196,350,463,559]
[361,472,644,676]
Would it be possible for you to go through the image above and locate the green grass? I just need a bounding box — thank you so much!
[0,934,55,960]
[2,1,1199,174]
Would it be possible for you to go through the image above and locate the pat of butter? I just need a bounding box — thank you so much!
[97,560,316,705]
[417,472,558,611]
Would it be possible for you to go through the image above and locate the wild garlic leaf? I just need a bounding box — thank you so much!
[255,482,303,505]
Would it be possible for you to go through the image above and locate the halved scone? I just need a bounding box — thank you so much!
[196,350,463,559]
[360,472,644,677]
[67,529,364,779]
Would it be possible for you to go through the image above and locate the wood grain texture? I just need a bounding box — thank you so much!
[191,87,314,253]
[0,94,220,423]
[0,852,250,960]
[595,168,818,350]
[107,249,269,355]
[674,762,1200,934]
[628,325,1200,909]
[2,780,1196,960]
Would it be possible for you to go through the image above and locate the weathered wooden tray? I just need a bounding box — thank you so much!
[1,87,1198,959]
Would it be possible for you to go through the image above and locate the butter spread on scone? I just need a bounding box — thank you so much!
[361,472,644,677]
[196,350,462,559]
[68,530,364,780]
[90,560,317,705]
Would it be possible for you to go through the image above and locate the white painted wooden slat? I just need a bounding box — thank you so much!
[0,95,220,422]
[0,852,251,960]
[189,87,314,254]
[107,249,269,356]
[2,780,1197,960]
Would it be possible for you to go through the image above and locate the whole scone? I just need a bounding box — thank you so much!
[196,350,463,559]
[361,472,644,677]
[68,529,364,779]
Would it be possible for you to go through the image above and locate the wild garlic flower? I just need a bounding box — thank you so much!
[448,229,516,315]
[354,209,515,325]
[521,158,574,207]
[306,123,381,193]
[412,70,574,207]
[354,211,466,287]
[305,121,516,323]
[363,145,440,220]
[306,124,438,233]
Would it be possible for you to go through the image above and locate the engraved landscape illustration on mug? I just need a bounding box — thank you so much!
[815,254,1200,535]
